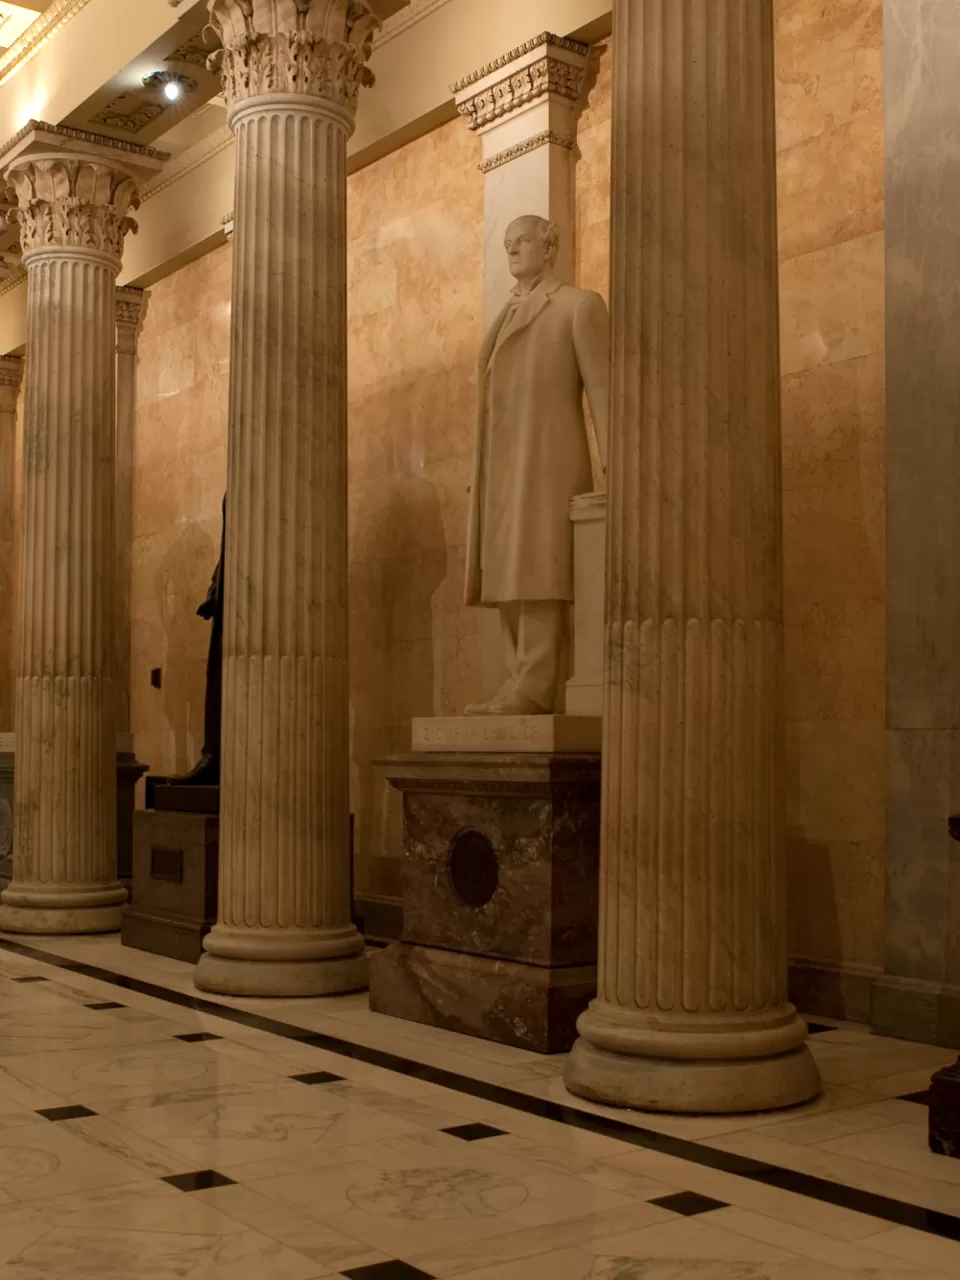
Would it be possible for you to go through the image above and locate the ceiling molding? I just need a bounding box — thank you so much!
[373,0,452,50]
[0,0,93,88]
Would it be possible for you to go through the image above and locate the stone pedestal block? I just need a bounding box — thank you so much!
[369,752,601,1053]
[413,716,601,754]
[122,810,219,964]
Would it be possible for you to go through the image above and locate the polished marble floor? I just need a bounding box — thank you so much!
[0,934,958,1279]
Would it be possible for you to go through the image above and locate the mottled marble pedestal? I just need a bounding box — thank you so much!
[369,744,601,1053]
[121,782,218,964]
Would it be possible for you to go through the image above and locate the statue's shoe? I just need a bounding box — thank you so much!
[463,694,545,716]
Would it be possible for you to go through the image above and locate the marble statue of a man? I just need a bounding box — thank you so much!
[464,215,610,715]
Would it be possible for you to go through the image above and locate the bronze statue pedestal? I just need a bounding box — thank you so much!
[121,779,218,964]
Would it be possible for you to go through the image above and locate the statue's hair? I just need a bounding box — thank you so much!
[509,215,560,265]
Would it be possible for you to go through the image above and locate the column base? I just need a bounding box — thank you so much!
[0,898,125,935]
[565,1035,821,1115]
[194,949,368,997]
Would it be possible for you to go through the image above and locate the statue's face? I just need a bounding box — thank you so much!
[504,219,549,280]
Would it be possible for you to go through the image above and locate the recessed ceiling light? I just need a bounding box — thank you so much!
[142,70,197,104]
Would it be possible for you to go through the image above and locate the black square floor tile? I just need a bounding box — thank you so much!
[342,1262,436,1280]
[290,1070,345,1085]
[86,1001,124,1010]
[162,1170,236,1192]
[441,1122,507,1142]
[650,1191,729,1217]
[175,1032,222,1043]
[898,1089,931,1106]
[805,1022,837,1035]
[36,1105,97,1122]
[13,975,48,983]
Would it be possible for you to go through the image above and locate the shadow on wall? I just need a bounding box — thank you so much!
[349,470,447,895]
[155,521,218,775]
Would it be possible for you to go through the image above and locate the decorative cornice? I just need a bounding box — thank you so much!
[373,0,450,50]
[205,0,381,115]
[478,129,575,174]
[0,266,26,297]
[6,159,139,260]
[116,287,144,329]
[140,123,234,202]
[0,355,23,389]
[451,32,589,93]
[0,120,169,167]
[92,98,167,137]
[0,0,92,89]
[456,56,587,132]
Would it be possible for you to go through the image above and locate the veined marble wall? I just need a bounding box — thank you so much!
[776,0,886,996]
[127,4,887,954]
[129,247,231,783]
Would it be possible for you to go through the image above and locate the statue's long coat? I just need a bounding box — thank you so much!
[465,275,610,606]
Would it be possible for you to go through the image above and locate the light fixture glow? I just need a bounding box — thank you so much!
[163,80,181,102]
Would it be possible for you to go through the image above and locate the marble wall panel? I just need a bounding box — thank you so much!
[776,0,887,973]
[884,0,960,1006]
[129,246,231,787]
[346,118,488,897]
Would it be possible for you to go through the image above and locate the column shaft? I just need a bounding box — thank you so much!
[564,0,820,1112]
[115,289,143,738]
[0,357,22,732]
[196,0,379,995]
[1,251,124,929]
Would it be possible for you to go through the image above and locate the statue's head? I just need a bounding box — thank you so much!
[504,215,559,283]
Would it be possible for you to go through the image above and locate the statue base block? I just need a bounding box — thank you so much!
[370,750,601,1053]
[412,715,601,754]
[930,1058,960,1159]
[371,943,596,1054]
[121,810,218,964]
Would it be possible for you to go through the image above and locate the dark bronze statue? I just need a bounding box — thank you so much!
[170,496,224,786]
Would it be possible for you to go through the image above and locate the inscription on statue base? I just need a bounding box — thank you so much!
[412,715,601,754]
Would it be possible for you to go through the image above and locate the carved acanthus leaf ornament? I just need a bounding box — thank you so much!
[205,0,380,114]
[5,158,139,260]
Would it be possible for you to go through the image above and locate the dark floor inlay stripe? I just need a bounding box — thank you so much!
[804,1022,837,1035]
[12,975,48,983]
[2,937,958,1246]
[899,1090,931,1106]
[650,1191,729,1216]
[36,1105,97,1121]
[342,1262,436,1280]
[442,1122,507,1141]
[86,1001,124,1010]
[162,1170,235,1192]
[291,1070,345,1085]
[175,1032,222,1043]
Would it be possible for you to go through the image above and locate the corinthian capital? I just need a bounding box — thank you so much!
[206,0,380,115]
[5,157,139,262]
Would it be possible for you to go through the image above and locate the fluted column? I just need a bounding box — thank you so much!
[0,154,139,933]
[0,356,22,733]
[195,0,379,995]
[564,0,820,1113]
[115,288,143,739]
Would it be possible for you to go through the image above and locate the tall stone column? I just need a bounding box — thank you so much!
[565,0,820,1113]
[195,0,378,996]
[0,355,22,734]
[115,288,143,740]
[0,149,140,933]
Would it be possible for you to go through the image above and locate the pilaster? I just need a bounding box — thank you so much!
[454,31,589,326]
